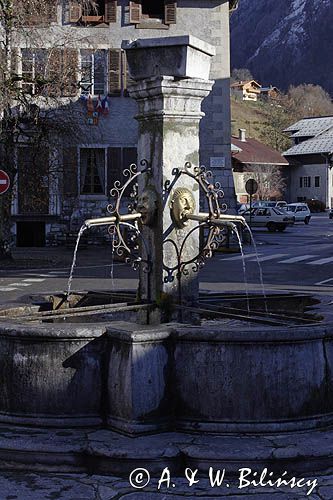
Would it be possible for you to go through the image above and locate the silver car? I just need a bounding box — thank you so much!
[285,203,311,224]
[243,207,295,232]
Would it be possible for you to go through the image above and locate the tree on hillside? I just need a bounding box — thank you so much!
[286,84,333,120]
[231,68,254,83]
[259,96,292,152]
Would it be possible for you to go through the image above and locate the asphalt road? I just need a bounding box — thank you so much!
[1,213,333,305]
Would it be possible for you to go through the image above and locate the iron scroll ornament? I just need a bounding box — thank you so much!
[106,159,152,273]
[163,162,230,287]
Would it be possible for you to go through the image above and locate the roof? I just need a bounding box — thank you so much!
[231,80,261,90]
[231,136,289,165]
[283,115,333,156]
[284,116,333,138]
[284,129,333,156]
[260,86,278,93]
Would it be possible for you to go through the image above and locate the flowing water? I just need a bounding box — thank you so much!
[244,222,269,315]
[232,224,250,316]
[67,224,87,298]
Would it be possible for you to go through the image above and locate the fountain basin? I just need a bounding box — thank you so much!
[0,292,332,434]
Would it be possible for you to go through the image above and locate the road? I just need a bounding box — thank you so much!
[1,213,333,305]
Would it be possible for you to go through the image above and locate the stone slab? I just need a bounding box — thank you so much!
[123,35,215,81]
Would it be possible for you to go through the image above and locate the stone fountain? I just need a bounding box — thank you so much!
[0,36,333,478]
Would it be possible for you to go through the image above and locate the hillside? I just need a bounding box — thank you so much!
[230,0,333,95]
[231,97,291,152]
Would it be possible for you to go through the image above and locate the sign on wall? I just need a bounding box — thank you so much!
[210,157,226,169]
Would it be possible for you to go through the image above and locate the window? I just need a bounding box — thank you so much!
[142,0,164,18]
[300,176,311,188]
[303,176,311,188]
[21,49,47,95]
[315,176,320,187]
[79,147,137,195]
[70,0,117,24]
[17,146,49,214]
[21,48,78,97]
[129,0,177,25]
[80,49,133,97]
[80,50,107,95]
[80,149,106,194]
[107,147,137,191]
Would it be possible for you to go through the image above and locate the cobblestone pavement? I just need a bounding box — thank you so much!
[0,471,332,499]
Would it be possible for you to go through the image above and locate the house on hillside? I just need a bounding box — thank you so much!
[259,85,279,100]
[231,129,289,202]
[230,80,261,102]
[1,0,236,248]
[283,116,333,208]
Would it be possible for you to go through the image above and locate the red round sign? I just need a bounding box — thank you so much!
[0,170,10,195]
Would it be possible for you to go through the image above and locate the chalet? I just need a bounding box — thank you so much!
[284,116,333,207]
[259,85,279,100]
[231,129,289,202]
[0,0,237,247]
[230,80,261,102]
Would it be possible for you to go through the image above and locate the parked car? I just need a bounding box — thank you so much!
[285,203,311,224]
[243,207,295,232]
[237,203,250,214]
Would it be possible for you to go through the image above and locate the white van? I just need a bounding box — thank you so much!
[285,203,311,224]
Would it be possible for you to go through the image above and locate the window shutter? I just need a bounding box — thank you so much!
[63,48,79,97]
[46,48,78,97]
[108,49,122,96]
[105,0,117,23]
[70,1,82,22]
[122,51,135,97]
[63,147,78,197]
[165,0,177,24]
[129,0,141,24]
[46,0,58,23]
[107,147,122,192]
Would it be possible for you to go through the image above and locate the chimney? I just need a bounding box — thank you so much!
[239,128,246,142]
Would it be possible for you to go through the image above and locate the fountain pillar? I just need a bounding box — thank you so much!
[123,37,215,322]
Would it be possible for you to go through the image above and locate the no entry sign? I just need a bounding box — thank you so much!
[0,170,10,195]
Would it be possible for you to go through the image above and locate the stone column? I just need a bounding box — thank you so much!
[124,37,214,322]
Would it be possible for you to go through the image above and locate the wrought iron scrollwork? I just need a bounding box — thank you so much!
[106,160,152,272]
[163,161,231,285]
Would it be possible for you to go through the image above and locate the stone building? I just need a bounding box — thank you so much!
[231,129,289,202]
[4,0,237,246]
[284,116,333,208]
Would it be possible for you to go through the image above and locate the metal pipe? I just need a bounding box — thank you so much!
[187,212,246,225]
[84,213,142,228]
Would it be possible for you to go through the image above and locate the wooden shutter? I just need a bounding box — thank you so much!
[46,48,78,97]
[165,0,177,24]
[46,0,58,23]
[105,0,117,23]
[62,48,78,97]
[122,51,135,97]
[46,48,62,97]
[108,49,122,96]
[63,147,78,197]
[107,147,122,192]
[69,0,82,22]
[129,0,141,24]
